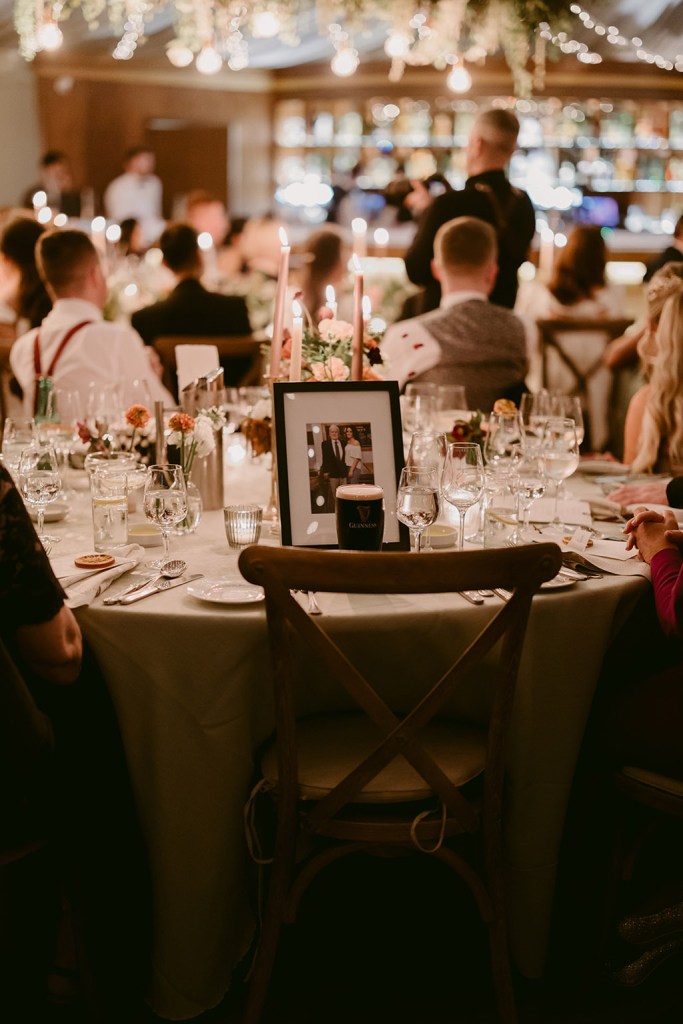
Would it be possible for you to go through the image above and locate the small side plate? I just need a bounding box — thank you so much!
[541,576,577,591]
[186,578,265,605]
[29,500,69,523]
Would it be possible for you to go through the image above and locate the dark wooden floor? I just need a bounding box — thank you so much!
[30,832,683,1024]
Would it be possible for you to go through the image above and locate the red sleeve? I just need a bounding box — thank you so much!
[650,547,683,638]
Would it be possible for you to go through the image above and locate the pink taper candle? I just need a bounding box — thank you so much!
[351,254,363,382]
[269,227,290,378]
[289,300,303,382]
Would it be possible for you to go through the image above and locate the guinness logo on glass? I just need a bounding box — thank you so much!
[335,484,385,551]
[358,504,371,523]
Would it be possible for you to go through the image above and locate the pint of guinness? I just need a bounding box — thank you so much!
[335,484,385,551]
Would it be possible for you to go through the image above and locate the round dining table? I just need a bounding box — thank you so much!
[49,451,649,1020]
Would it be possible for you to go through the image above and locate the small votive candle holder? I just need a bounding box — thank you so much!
[224,503,263,549]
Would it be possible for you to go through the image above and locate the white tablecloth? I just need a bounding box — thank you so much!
[51,456,648,1019]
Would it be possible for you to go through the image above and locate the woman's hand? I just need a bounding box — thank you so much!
[624,506,679,562]
[609,481,670,506]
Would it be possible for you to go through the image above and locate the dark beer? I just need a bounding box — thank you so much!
[335,484,385,551]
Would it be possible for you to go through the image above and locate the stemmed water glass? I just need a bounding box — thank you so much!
[484,409,525,478]
[38,388,82,497]
[396,466,440,553]
[520,391,550,449]
[549,394,584,446]
[406,430,447,551]
[540,417,580,530]
[1,417,36,480]
[511,446,547,541]
[143,465,188,563]
[440,442,485,551]
[17,441,61,546]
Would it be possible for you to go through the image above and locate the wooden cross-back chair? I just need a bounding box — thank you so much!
[152,334,262,400]
[537,318,633,451]
[238,542,561,1024]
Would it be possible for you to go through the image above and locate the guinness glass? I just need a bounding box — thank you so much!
[335,484,385,551]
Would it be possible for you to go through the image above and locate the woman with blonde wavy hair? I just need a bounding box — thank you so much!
[624,264,683,472]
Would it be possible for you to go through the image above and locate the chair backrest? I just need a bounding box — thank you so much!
[153,334,263,398]
[537,318,633,451]
[175,344,220,393]
[239,544,560,833]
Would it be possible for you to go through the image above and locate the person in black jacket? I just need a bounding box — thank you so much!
[403,108,535,314]
[131,223,252,388]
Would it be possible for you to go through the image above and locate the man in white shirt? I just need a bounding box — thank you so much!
[381,216,530,413]
[10,229,174,415]
[104,147,164,247]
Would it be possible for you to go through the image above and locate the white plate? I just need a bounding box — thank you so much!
[127,523,163,547]
[578,459,629,476]
[186,578,265,605]
[29,500,69,523]
[540,576,577,591]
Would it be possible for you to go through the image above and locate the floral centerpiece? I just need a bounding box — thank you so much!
[446,400,517,450]
[282,313,384,383]
[167,408,224,479]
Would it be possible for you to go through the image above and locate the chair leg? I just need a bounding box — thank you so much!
[484,822,518,1024]
[244,823,298,1024]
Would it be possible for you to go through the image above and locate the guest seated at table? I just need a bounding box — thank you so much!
[9,228,173,413]
[116,217,146,260]
[1,462,151,1019]
[294,226,351,323]
[21,150,82,218]
[0,215,51,331]
[131,224,252,384]
[515,224,622,322]
[623,266,683,472]
[380,216,529,412]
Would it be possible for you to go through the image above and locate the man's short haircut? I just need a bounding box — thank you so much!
[41,150,67,168]
[160,223,201,274]
[473,108,520,156]
[36,229,98,294]
[434,216,498,273]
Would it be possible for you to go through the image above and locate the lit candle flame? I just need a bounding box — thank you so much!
[352,254,362,274]
[279,227,289,248]
[292,299,302,318]
[325,284,336,304]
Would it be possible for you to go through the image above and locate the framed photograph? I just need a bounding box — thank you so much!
[273,381,409,549]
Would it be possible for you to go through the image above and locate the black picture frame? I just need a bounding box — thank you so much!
[273,380,409,549]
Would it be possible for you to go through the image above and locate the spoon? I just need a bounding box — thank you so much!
[103,558,187,605]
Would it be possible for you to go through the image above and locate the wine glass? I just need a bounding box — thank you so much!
[520,391,550,449]
[143,464,188,563]
[440,443,485,551]
[511,446,547,541]
[483,410,525,479]
[17,441,61,545]
[1,417,36,480]
[541,417,580,530]
[38,388,82,497]
[406,431,447,551]
[396,466,440,553]
[549,394,585,447]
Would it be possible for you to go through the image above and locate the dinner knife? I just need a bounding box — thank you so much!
[119,573,204,604]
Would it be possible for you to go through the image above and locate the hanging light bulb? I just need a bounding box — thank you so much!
[384,31,410,59]
[196,44,222,75]
[36,19,63,51]
[446,61,472,93]
[252,11,280,38]
[166,42,194,68]
[331,46,359,77]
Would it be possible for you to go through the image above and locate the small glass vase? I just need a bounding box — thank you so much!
[173,477,203,535]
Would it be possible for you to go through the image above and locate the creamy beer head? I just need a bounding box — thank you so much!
[335,484,385,551]
[335,484,384,501]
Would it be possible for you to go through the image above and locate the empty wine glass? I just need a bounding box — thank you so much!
[396,466,440,553]
[541,417,580,530]
[17,441,61,545]
[511,446,547,540]
[484,410,525,478]
[549,394,584,447]
[38,388,82,497]
[2,417,36,480]
[441,442,485,551]
[407,431,447,551]
[520,391,550,448]
[143,464,188,563]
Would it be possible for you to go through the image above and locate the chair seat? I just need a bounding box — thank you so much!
[261,712,487,803]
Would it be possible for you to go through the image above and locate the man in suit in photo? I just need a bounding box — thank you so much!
[131,223,252,395]
[320,423,347,512]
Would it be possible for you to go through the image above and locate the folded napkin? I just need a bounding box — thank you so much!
[50,544,145,608]
[534,528,650,578]
[530,498,592,527]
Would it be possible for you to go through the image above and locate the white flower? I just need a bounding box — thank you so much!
[166,430,183,447]
[310,357,350,382]
[317,319,354,343]
[193,417,216,457]
[250,398,272,421]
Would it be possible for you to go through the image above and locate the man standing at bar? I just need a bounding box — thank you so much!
[403,108,535,313]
